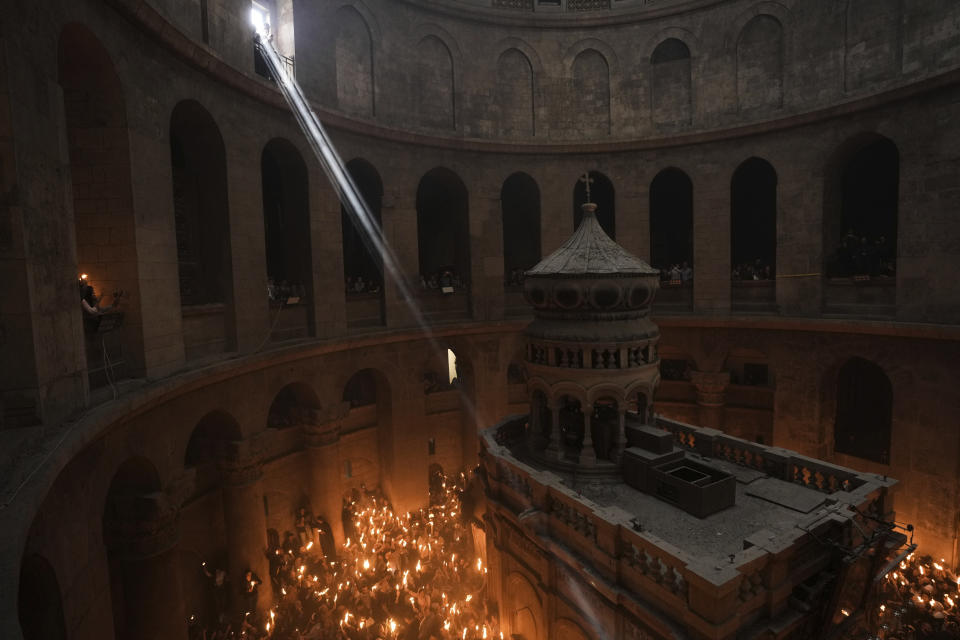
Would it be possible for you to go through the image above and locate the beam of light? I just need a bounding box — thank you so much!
[253,32,483,432]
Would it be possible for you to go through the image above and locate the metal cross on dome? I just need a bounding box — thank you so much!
[579,172,594,204]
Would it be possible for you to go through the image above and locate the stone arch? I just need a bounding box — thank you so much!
[339,365,397,499]
[262,137,314,338]
[527,376,552,401]
[822,133,899,279]
[496,48,535,137]
[844,0,902,91]
[570,48,611,136]
[59,23,145,385]
[562,38,620,76]
[551,382,588,407]
[586,384,626,406]
[650,37,692,127]
[642,26,702,63]
[18,554,67,640]
[556,618,591,640]
[506,571,543,640]
[502,172,541,281]
[495,37,545,76]
[736,15,784,111]
[413,25,462,130]
[169,99,234,358]
[267,381,321,429]
[334,5,375,116]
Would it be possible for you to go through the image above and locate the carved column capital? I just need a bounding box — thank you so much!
[303,402,349,448]
[690,371,730,407]
[218,437,267,487]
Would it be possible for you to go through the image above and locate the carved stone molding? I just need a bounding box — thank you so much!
[689,371,730,407]
[303,401,350,448]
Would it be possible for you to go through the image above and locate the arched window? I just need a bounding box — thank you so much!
[736,15,784,112]
[502,172,541,288]
[342,158,385,327]
[651,38,692,127]
[262,138,312,338]
[834,358,892,464]
[573,171,615,239]
[170,101,230,307]
[416,168,470,290]
[825,136,899,279]
[59,24,143,385]
[650,168,693,275]
[731,157,777,281]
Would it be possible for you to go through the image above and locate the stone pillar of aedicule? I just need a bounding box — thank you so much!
[219,438,274,615]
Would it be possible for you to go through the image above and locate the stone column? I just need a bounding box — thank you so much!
[219,438,274,615]
[615,408,627,461]
[107,499,187,640]
[581,410,596,466]
[304,405,346,548]
[690,371,730,431]
[550,404,562,461]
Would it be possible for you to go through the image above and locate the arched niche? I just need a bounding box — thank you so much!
[571,49,610,136]
[502,172,541,288]
[18,554,67,640]
[262,138,313,338]
[736,15,784,112]
[651,38,692,127]
[506,571,543,640]
[341,368,393,496]
[334,6,374,116]
[416,35,455,130]
[834,357,892,464]
[496,48,535,137]
[573,171,615,239]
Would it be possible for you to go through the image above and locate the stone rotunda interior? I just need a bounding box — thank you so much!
[1,1,959,639]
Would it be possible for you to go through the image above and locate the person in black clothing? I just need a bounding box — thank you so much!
[240,569,261,616]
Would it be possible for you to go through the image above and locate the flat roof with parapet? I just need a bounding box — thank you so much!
[484,415,897,570]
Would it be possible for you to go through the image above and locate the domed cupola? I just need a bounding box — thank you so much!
[521,200,662,475]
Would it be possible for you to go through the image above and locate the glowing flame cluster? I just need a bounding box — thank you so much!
[847,553,960,639]
[256,473,501,639]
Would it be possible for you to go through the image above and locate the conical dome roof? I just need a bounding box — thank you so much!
[527,203,658,278]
